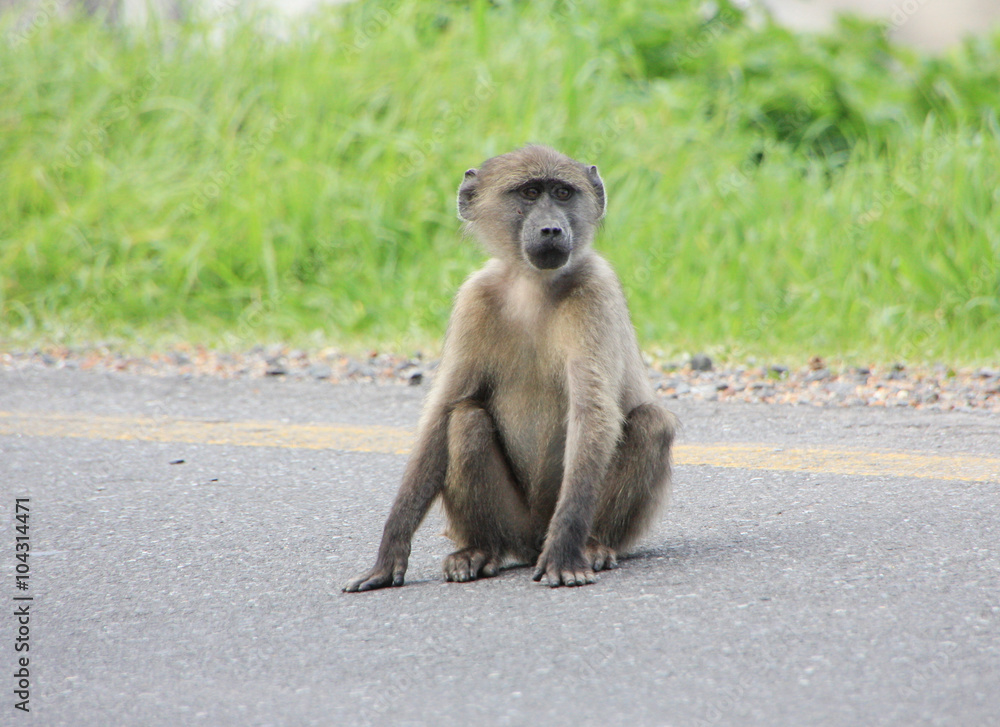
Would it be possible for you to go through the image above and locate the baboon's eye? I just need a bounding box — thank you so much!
[521,185,542,200]
[553,186,573,201]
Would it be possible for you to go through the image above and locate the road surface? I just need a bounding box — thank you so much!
[1,367,998,726]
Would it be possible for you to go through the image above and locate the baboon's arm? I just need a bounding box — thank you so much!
[533,357,622,586]
[354,414,451,590]
[343,338,480,592]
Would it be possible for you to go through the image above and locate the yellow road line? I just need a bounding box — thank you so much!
[678,444,999,483]
[0,410,413,455]
[1,410,997,483]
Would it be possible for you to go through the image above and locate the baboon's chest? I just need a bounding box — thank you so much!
[488,330,568,490]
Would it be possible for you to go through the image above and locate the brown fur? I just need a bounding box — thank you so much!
[344,146,676,591]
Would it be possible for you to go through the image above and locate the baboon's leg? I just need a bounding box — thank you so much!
[441,400,534,581]
[590,403,675,561]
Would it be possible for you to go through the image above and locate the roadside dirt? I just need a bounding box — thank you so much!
[3,346,997,413]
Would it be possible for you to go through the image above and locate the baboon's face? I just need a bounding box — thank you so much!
[512,177,580,270]
[458,146,606,271]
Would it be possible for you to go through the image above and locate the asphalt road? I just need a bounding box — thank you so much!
[1,367,998,726]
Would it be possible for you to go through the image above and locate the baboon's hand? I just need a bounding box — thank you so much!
[532,544,597,588]
[342,556,407,592]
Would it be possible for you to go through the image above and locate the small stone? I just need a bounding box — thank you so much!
[693,384,718,400]
[407,370,424,386]
[346,360,380,377]
[827,382,856,397]
[308,364,332,380]
[690,354,713,372]
[887,362,906,380]
[805,369,831,383]
[265,365,287,376]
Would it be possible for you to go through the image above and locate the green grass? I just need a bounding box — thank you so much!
[1,0,999,363]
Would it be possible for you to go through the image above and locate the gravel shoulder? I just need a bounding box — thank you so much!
[2,345,998,413]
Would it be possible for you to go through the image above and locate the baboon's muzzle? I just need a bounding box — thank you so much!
[524,224,572,269]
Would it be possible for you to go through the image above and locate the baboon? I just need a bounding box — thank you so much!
[343,145,676,590]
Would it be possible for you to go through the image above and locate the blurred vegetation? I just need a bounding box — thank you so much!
[1,0,998,362]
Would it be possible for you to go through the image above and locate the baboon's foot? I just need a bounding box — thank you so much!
[585,538,618,572]
[532,546,596,587]
[443,547,502,582]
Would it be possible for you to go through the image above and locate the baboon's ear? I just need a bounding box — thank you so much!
[587,165,606,220]
[457,168,479,221]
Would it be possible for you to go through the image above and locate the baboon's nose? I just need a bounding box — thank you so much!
[540,226,563,238]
